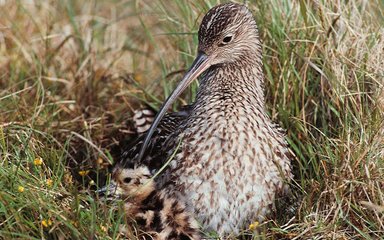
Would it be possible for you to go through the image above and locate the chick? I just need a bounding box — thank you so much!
[100,163,201,240]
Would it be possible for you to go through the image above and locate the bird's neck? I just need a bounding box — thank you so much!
[196,62,266,110]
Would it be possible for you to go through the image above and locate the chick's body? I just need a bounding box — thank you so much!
[111,164,201,240]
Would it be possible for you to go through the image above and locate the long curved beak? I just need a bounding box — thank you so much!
[96,181,117,197]
[137,52,210,161]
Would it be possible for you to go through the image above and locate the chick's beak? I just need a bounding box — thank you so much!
[96,181,118,197]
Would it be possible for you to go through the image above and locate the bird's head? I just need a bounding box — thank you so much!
[97,163,155,202]
[198,3,261,66]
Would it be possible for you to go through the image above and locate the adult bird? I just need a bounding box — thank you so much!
[120,2,293,237]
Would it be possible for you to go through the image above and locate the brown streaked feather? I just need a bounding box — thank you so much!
[133,108,155,134]
[118,2,294,237]
[121,105,192,172]
[108,164,201,240]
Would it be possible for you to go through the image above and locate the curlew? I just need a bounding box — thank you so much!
[109,2,293,237]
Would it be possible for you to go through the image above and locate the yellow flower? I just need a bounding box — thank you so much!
[17,186,24,193]
[41,219,53,228]
[96,157,110,169]
[46,179,53,187]
[249,221,259,231]
[133,72,144,83]
[78,170,90,176]
[96,157,103,165]
[33,157,43,166]
[100,224,107,232]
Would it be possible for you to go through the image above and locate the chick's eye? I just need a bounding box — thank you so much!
[222,35,233,44]
[123,177,132,183]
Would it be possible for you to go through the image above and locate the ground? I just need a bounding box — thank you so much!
[0,0,383,239]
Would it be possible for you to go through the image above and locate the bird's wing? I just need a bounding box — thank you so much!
[119,105,192,172]
[133,108,156,134]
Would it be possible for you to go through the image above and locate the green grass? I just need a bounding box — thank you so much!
[0,0,383,239]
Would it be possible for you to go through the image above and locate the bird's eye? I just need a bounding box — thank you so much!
[222,35,233,44]
[123,177,132,183]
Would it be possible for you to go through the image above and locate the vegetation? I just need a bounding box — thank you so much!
[0,0,383,239]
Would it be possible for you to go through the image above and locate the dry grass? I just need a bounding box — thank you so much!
[0,0,383,239]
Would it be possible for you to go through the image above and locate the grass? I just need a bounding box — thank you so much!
[0,0,383,239]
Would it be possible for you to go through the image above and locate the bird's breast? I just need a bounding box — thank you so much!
[164,101,289,233]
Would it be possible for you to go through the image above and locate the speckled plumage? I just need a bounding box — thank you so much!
[133,109,155,134]
[107,163,201,240]
[121,2,293,237]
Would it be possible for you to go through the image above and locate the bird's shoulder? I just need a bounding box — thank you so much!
[120,105,192,171]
